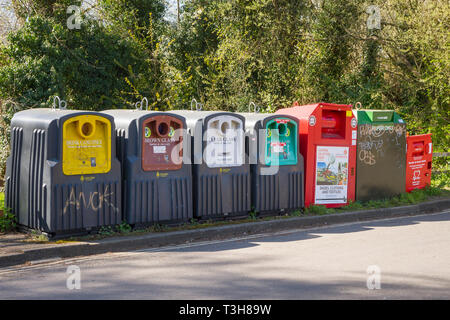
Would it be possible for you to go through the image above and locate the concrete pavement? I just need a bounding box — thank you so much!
[1,210,449,299]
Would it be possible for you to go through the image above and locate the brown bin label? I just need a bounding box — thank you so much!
[141,115,183,171]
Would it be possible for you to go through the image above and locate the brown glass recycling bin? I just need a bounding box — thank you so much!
[102,109,193,225]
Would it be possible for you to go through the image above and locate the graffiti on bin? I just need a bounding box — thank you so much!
[63,185,119,214]
[358,149,377,165]
[359,124,405,138]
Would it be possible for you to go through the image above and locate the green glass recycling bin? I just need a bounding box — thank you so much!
[240,113,304,213]
[354,110,407,202]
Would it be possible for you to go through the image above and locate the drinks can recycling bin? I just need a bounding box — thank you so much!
[5,108,122,236]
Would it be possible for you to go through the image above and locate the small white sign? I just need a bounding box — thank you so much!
[352,140,356,145]
[352,130,357,139]
[153,146,166,154]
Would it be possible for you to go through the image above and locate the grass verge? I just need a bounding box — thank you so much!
[0,191,17,233]
[3,172,450,242]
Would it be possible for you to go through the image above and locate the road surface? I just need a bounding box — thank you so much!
[1,210,450,299]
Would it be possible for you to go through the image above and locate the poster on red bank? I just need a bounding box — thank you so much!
[315,146,349,204]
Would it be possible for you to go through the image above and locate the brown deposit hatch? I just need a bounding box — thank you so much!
[142,115,183,171]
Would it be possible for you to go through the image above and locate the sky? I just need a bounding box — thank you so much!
[0,0,182,20]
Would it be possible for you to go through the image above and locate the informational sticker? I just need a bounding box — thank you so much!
[351,118,357,128]
[153,145,166,154]
[352,140,356,145]
[309,115,316,126]
[315,146,349,204]
[346,110,353,117]
[271,142,286,153]
[352,130,357,139]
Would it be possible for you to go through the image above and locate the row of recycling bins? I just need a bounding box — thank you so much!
[4,102,433,236]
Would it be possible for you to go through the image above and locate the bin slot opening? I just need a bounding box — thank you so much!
[321,110,345,139]
[412,141,424,156]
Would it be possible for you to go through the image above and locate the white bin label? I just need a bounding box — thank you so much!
[204,115,244,168]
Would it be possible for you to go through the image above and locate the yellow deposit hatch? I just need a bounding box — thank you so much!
[62,115,111,175]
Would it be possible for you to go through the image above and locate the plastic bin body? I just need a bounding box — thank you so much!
[102,110,193,224]
[5,109,122,235]
[276,103,356,208]
[241,113,304,213]
[406,134,432,192]
[354,110,407,201]
[171,110,250,219]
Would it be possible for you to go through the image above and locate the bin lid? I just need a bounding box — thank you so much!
[355,110,405,124]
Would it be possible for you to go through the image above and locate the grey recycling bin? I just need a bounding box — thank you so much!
[240,113,304,213]
[171,110,250,219]
[102,109,193,225]
[5,107,122,237]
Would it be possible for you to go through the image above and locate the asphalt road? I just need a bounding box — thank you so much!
[1,210,449,300]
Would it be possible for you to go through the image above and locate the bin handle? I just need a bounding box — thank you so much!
[52,96,67,110]
[248,102,260,113]
[135,97,149,111]
[190,98,203,111]
[354,101,362,110]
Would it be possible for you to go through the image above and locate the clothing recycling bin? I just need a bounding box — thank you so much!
[276,102,356,208]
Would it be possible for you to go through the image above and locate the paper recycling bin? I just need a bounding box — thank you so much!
[171,110,250,219]
[240,112,304,213]
[5,108,122,236]
[406,134,432,192]
[276,102,357,208]
[354,110,407,201]
[102,109,193,224]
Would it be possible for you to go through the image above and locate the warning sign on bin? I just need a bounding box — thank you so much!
[315,146,349,204]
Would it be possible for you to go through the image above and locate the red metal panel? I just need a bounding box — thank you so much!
[406,134,432,192]
[276,102,357,208]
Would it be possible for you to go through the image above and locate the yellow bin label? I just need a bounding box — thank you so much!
[62,115,111,175]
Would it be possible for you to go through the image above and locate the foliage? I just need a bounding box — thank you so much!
[0,0,448,182]
[0,193,16,233]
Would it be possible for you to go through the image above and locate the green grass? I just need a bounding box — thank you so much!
[0,192,4,207]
